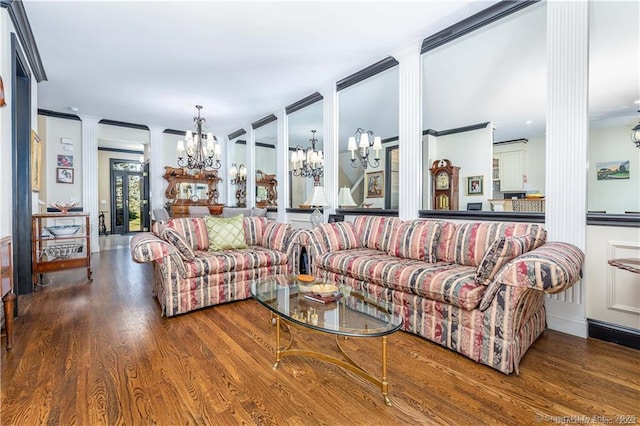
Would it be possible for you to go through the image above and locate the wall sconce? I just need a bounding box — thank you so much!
[348,128,382,169]
[229,163,247,185]
[631,110,640,148]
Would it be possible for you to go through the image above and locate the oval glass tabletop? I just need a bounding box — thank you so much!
[250,275,402,337]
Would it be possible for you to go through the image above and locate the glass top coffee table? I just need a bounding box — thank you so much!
[251,274,402,406]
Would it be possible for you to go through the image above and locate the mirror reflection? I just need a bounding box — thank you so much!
[421,2,546,212]
[228,133,247,207]
[587,1,639,214]
[338,66,399,209]
[287,100,323,208]
[254,120,278,206]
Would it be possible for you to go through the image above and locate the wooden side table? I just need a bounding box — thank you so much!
[608,258,640,274]
[1,236,15,351]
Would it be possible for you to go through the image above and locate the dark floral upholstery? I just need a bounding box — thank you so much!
[301,216,584,374]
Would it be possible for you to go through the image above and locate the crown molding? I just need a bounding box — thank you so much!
[1,0,47,82]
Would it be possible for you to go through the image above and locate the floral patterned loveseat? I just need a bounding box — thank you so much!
[300,216,584,374]
[130,216,303,317]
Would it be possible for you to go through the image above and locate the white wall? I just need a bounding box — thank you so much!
[435,126,493,210]
[588,121,640,213]
[1,9,40,237]
[43,116,83,206]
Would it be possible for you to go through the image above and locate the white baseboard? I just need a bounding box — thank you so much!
[545,298,588,338]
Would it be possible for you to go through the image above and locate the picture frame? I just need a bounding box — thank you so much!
[31,130,42,192]
[57,154,73,167]
[366,171,384,198]
[56,167,74,184]
[466,175,483,195]
[596,160,629,180]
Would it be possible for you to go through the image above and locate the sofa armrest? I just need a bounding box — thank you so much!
[494,242,584,293]
[130,232,178,263]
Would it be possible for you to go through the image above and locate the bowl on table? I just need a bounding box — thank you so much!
[46,225,81,237]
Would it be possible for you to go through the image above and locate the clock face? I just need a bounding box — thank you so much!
[436,171,450,190]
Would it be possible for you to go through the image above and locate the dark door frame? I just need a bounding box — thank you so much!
[11,33,32,302]
[109,159,148,234]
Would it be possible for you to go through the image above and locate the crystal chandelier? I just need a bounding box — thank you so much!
[291,130,324,179]
[348,128,382,168]
[176,105,221,172]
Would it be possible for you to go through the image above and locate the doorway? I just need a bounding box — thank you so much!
[110,159,149,234]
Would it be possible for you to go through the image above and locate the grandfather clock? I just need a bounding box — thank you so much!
[430,159,459,210]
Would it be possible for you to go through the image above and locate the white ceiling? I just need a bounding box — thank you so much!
[23,0,495,138]
[22,1,639,150]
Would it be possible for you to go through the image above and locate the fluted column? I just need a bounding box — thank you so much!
[394,40,423,220]
[148,126,165,213]
[322,84,339,217]
[80,115,100,252]
[246,126,256,208]
[275,108,288,222]
[544,0,588,337]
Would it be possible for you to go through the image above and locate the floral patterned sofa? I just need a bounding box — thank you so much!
[300,216,584,374]
[130,216,303,317]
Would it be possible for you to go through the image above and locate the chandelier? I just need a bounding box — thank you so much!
[229,163,247,185]
[348,128,382,168]
[176,105,221,172]
[291,130,324,180]
[631,110,640,148]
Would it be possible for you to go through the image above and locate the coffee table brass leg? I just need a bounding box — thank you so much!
[273,315,281,370]
[382,336,391,406]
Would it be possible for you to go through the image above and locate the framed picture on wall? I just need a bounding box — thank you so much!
[56,167,74,184]
[466,175,483,195]
[366,171,384,198]
[57,154,73,167]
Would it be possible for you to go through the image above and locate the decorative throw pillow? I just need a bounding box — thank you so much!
[204,214,248,251]
[317,222,360,252]
[159,226,196,260]
[244,216,269,246]
[475,235,534,285]
[387,220,441,262]
[261,221,291,252]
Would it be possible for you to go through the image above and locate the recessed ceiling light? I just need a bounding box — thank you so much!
[634,99,640,104]
[525,120,533,124]
[69,106,79,112]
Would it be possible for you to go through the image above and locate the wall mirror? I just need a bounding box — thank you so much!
[228,131,247,207]
[288,99,323,208]
[421,2,546,212]
[587,1,639,215]
[338,66,399,209]
[254,119,278,206]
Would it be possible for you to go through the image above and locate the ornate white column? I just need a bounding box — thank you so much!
[544,0,588,337]
[321,84,339,218]
[275,109,288,222]
[148,126,165,213]
[393,40,423,220]
[80,115,100,252]
[246,126,256,208]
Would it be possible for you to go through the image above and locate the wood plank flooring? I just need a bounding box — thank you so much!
[1,246,639,425]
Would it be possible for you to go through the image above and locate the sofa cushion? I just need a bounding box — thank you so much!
[352,216,399,252]
[388,220,442,262]
[315,249,484,310]
[262,221,290,252]
[475,235,534,285]
[445,222,547,267]
[243,216,269,246]
[159,225,196,261]
[184,247,288,278]
[204,215,248,251]
[435,221,457,262]
[164,217,210,251]
[317,222,361,251]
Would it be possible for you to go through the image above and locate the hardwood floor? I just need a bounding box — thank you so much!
[1,246,638,425]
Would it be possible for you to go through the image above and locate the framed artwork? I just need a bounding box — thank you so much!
[596,161,629,180]
[57,154,73,167]
[366,171,384,198]
[466,175,483,195]
[31,131,42,192]
[56,167,74,184]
